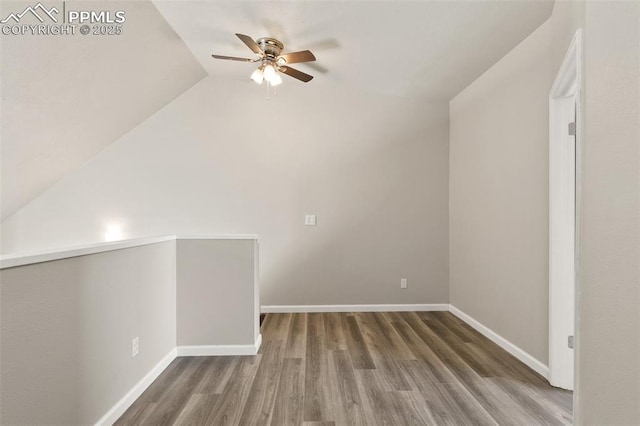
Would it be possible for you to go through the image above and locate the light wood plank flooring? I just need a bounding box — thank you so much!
[116,312,572,425]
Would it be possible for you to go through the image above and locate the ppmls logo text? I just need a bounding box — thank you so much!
[1,2,126,36]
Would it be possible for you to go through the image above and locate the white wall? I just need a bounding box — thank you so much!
[1,78,450,307]
[449,20,553,364]
[576,2,640,423]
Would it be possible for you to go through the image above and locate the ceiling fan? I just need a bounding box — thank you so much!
[212,33,316,85]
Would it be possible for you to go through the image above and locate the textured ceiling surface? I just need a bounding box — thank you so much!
[1,0,207,220]
[153,0,554,98]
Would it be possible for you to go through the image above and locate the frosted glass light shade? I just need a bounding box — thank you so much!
[250,68,264,84]
[270,72,283,86]
[263,64,276,81]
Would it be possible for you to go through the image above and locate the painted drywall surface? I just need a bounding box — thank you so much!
[0,241,177,424]
[449,20,553,364]
[1,78,450,306]
[576,2,640,424]
[549,0,585,70]
[0,0,206,220]
[177,239,257,346]
[154,0,554,99]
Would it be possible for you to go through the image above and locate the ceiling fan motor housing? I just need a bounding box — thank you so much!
[211,33,315,83]
[257,37,284,60]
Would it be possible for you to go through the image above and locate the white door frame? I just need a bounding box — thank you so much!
[549,29,582,391]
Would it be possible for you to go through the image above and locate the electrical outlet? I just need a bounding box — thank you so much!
[132,337,139,358]
[401,278,408,289]
[304,214,317,226]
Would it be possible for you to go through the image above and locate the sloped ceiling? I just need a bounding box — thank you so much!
[152,0,554,98]
[0,0,207,220]
[1,0,555,222]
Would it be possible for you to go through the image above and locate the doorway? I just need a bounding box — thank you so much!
[549,30,582,391]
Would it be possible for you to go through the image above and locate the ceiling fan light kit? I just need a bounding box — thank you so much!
[263,63,276,81]
[250,67,264,84]
[212,33,316,91]
[269,69,283,86]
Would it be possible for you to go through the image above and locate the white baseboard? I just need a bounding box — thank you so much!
[261,304,449,313]
[95,347,177,426]
[95,335,263,425]
[97,305,548,425]
[262,304,547,378]
[449,305,549,379]
[177,334,262,356]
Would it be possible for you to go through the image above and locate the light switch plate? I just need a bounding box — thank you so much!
[305,214,317,226]
[132,337,139,358]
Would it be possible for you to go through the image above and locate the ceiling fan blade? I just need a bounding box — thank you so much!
[277,50,316,64]
[236,33,263,56]
[211,54,257,62]
[279,66,314,83]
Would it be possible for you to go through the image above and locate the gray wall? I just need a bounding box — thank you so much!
[177,239,258,346]
[4,1,638,422]
[576,2,640,423]
[1,237,260,424]
[448,0,586,369]
[450,1,640,422]
[1,79,450,307]
[0,242,177,425]
[449,20,553,364]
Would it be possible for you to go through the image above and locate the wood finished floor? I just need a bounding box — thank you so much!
[116,312,572,425]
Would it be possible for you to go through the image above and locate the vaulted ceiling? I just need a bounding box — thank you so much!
[153,0,554,98]
[1,0,554,221]
[0,0,206,220]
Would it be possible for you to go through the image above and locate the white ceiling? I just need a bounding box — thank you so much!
[1,0,554,222]
[0,0,206,220]
[153,0,554,99]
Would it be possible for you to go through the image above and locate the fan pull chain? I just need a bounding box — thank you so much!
[265,79,277,100]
